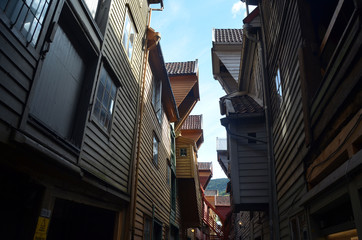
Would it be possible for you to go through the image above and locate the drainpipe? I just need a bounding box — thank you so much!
[244,25,280,239]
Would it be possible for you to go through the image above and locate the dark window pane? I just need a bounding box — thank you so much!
[97,83,105,101]
[100,107,106,125]
[94,100,101,118]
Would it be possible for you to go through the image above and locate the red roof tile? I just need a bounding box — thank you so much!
[213,29,243,43]
[215,196,230,206]
[165,60,197,75]
[198,162,213,171]
[222,93,263,115]
[181,115,203,130]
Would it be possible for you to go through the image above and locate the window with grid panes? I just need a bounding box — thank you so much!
[93,66,117,131]
[1,0,50,46]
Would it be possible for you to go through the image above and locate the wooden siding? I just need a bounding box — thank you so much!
[133,60,181,239]
[215,51,241,82]
[261,1,308,238]
[169,75,198,107]
[175,142,194,178]
[79,0,148,192]
[230,120,269,208]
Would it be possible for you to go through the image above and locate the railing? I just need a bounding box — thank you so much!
[202,191,225,239]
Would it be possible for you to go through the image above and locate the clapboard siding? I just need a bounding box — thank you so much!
[261,0,308,238]
[0,20,37,140]
[133,60,180,239]
[80,0,148,192]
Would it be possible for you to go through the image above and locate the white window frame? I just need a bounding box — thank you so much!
[152,133,159,166]
[122,8,136,61]
[152,76,162,123]
[275,68,283,97]
[93,66,117,132]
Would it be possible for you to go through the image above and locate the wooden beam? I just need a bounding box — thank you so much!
[307,109,362,186]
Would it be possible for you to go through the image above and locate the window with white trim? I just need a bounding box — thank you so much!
[152,76,162,123]
[93,66,117,132]
[122,8,136,60]
[152,133,159,166]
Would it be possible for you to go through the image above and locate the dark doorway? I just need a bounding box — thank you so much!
[0,169,43,240]
[47,198,116,240]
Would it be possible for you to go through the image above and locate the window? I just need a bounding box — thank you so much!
[289,212,308,240]
[144,216,152,240]
[167,162,171,186]
[171,171,176,211]
[82,0,111,34]
[180,148,187,157]
[152,76,162,123]
[93,66,117,132]
[153,219,162,240]
[153,134,159,166]
[83,0,98,18]
[1,0,50,46]
[275,68,282,97]
[170,124,176,166]
[122,8,136,60]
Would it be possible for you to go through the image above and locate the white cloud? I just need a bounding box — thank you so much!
[231,1,245,18]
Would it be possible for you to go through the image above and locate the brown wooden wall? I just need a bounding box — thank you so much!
[79,0,148,193]
[260,1,308,238]
[0,0,148,198]
[133,61,181,239]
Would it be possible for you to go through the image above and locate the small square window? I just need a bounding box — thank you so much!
[180,148,187,157]
[122,8,136,60]
[93,67,117,131]
[153,134,159,166]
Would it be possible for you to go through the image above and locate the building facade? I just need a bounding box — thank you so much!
[213,0,362,239]
[0,0,162,239]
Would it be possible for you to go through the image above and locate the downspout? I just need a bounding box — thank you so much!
[244,24,280,239]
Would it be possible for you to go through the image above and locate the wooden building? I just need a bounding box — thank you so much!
[131,41,180,240]
[0,0,163,239]
[214,0,362,239]
[176,115,203,233]
[166,61,200,133]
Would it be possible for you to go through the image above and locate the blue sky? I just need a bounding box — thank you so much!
[151,0,248,179]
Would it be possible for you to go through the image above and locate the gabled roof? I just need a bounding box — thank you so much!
[181,115,204,149]
[213,29,243,44]
[165,61,198,76]
[212,29,242,94]
[220,92,263,116]
[167,61,200,132]
[243,7,260,24]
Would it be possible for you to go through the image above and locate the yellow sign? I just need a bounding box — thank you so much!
[33,216,50,240]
